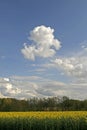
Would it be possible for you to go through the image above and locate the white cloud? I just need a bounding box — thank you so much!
[0,76,66,99]
[21,25,61,60]
[0,78,22,98]
[52,47,87,79]
[0,76,87,99]
[4,78,10,82]
[53,57,83,78]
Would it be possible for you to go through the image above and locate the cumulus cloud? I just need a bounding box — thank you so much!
[21,25,61,60]
[0,78,22,98]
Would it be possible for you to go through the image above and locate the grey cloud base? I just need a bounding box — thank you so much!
[0,76,87,100]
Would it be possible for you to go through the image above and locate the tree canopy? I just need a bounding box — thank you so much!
[0,96,87,111]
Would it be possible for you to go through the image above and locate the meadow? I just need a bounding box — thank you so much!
[0,111,87,130]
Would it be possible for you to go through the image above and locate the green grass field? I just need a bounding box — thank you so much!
[0,111,87,130]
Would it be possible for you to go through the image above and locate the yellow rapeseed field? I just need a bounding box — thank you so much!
[0,111,87,119]
[0,111,87,130]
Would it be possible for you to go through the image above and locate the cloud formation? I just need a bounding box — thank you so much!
[0,78,22,98]
[0,76,67,99]
[0,76,87,100]
[52,48,87,79]
[21,25,61,60]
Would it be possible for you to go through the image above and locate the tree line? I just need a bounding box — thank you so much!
[0,96,87,111]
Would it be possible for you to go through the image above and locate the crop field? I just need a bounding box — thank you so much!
[0,111,87,130]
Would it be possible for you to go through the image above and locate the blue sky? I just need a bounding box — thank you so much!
[0,0,87,99]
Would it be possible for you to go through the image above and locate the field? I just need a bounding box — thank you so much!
[0,111,87,130]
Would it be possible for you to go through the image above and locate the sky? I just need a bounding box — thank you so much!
[0,0,87,100]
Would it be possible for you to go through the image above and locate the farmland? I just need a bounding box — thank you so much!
[0,111,87,130]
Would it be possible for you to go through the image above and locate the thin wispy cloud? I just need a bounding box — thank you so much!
[0,56,5,59]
